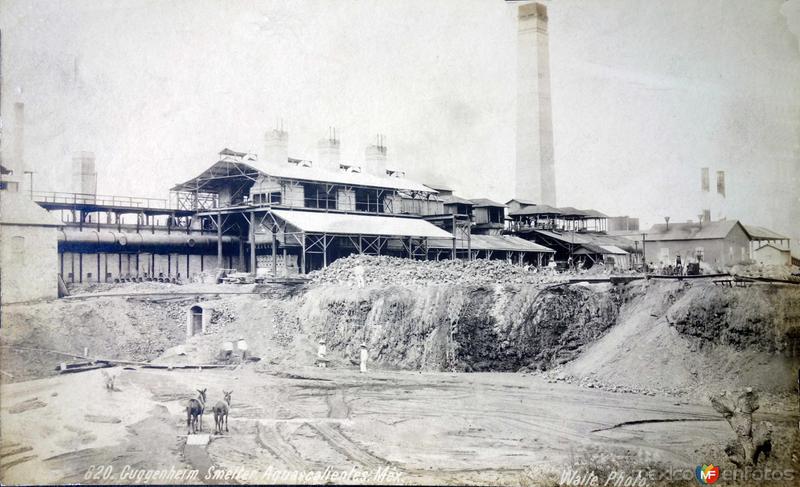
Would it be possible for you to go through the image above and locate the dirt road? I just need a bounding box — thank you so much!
[4,364,795,485]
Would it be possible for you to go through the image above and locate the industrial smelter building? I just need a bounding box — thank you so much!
[170,130,554,276]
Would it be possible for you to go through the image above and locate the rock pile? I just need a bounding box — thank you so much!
[309,255,566,287]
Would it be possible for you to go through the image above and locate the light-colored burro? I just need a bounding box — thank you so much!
[212,390,232,435]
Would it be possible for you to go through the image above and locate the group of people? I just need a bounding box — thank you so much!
[317,339,369,372]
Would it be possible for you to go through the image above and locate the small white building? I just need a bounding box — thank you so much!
[752,244,791,267]
[0,188,62,305]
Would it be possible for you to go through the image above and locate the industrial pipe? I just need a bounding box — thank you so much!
[58,230,238,250]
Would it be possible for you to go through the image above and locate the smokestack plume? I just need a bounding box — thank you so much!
[515,2,555,206]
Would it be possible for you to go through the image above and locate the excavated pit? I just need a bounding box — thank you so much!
[298,282,622,373]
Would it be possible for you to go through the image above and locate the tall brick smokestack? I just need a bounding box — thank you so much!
[515,2,555,206]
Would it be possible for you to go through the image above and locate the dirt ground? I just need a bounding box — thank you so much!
[1,364,798,486]
[2,273,799,485]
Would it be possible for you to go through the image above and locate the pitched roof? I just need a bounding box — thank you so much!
[508,204,563,216]
[558,206,589,217]
[174,158,436,194]
[505,198,538,206]
[754,243,790,253]
[645,220,741,241]
[270,209,453,238]
[522,228,639,252]
[743,224,789,241]
[469,198,507,208]
[442,195,475,206]
[0,191,63,227]
[579,209,609,218]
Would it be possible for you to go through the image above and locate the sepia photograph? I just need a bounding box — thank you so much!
[0,0,799,485]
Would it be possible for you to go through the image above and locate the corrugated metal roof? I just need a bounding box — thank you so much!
[0,191,63,227]
[645,220,740,241]
[259,162,435,193]
[171,160,261,192]
[270,209,454,238]
[173,160,436,194]
[558,206,589,217]
[505,198,538,206]
[442,195,475,206]
[574,244,627,255]
[508,204,563,216]
[743,224,789,241]
[599,245,628,255]
[428,234,554,253]
[524,229,639,252]
[579,209,609,218]
[469,198,507,208]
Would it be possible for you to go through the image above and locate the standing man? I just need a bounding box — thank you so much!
[353,265,366,288]
[360,343,368,373]
[237,338,248,361]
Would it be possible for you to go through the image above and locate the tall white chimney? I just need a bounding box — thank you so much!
[12,102,28,192]
[700,167,710,221]
[72,151,97,198]
[364,134,387,177]
[714,170,726,220]
[316,128,341,171]
[515,2,555,206]
[263,128,288,166]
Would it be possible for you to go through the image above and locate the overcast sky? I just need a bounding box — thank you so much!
[2,0,799,242]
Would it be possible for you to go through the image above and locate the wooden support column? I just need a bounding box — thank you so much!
[452,214,457,260]
[466,227,472,261]
[323,233,328,268]
[216,211,223,268]
[271,226,277,276]
[238,232,245,271]
[249,211,256,274]
[282,225,287,274]
[300,233,306,274]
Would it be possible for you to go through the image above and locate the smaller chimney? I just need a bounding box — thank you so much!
[364,134,388,177]
[72,151,97,199]
[263,120,288,166]
[664,216,670,231]
[316,127,341,171]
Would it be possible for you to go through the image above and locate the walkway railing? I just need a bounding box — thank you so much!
[33,191,169,209]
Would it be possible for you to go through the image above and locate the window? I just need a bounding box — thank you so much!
[488,207,503,224]
[355,188,384,213]
[303,183,336,209]
[252,191,281,205]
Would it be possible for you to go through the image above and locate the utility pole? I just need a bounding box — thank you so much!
[641,233,647,270]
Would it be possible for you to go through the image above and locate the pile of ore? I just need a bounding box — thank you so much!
[309,255,565,287]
